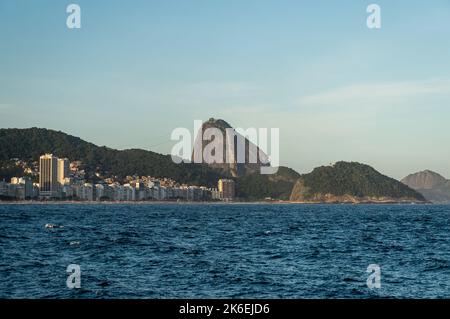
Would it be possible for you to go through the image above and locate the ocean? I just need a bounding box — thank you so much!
[1,203,450,299]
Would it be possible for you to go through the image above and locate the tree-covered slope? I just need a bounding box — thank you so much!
[290,161,426,202]
[0,127,223,186]
[236,166,301,200]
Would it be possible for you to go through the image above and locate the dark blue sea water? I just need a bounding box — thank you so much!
[1,204,450,298]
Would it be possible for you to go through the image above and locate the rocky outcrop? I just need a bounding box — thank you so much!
[192,118,270,177]
[402,170,450,203]
[401,170,447,190]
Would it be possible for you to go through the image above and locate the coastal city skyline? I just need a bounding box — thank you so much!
[0,152,236,202]
[1,1,450,180]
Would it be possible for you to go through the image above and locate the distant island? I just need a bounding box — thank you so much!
[0,119,430,203]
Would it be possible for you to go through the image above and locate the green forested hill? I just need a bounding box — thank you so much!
[236,166,301,200]
[290,161,426,202]
[0,127,223,186]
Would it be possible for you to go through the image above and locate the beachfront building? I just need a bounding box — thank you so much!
[39,154,59,199]
[57,158,70,185]
[10,177,33,199]
[218,179,235,201]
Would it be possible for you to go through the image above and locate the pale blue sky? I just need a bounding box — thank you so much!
[1,0,450,179]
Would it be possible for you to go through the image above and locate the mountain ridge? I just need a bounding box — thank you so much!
[1,126,428,203]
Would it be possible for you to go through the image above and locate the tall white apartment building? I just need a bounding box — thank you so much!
[57,158,70,185]
[39,154,59,198]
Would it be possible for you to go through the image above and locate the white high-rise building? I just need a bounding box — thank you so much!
[218,179,235,201]
[57,158,70,185]
[39,154,59,198]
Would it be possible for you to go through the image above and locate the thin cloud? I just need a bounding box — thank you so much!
[297,79,450,108]
[177,81,261,100]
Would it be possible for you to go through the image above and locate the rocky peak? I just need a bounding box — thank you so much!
[192,118,270,177]
[401,170,447,190]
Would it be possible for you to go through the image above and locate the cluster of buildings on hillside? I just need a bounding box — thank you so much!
[0,154,236,202]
